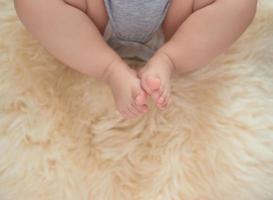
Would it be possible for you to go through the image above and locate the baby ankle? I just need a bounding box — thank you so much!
[156,51,177,74]
[101,59,126,84]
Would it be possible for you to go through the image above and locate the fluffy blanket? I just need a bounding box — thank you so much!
[0,0,273,199]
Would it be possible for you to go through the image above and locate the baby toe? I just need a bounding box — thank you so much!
[160,96,170,110]
[158,89,168,105]
[135,91,148,106]
[133,103,148,114]
[150,84,165,107]
[146,76,161,91]
[158,84,166,100]
[158,90,170,110]
[140,77,153,94]
[139,104,149,113]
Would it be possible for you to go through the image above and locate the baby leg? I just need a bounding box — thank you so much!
[160,0,257,73]
[140,0,257,109]
[14,0,148,118]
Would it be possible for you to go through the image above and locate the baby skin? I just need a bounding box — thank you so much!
[14,0,257,119]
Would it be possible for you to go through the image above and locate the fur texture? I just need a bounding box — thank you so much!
[0,0,273,199]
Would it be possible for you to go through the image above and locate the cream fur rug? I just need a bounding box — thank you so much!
[1,1,273,200]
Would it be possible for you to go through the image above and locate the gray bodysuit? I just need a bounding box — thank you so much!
[103,0,170,61]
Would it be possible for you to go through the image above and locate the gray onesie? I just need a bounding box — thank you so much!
[103,0,170,61]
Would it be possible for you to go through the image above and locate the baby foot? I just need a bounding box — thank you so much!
[138,52,175,110]
[104,60,149,119]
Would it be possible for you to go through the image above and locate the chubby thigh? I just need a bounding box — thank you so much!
[63,0,108,34]
[162,0,216,41]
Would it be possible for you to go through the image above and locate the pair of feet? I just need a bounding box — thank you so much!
[105,52,175,119]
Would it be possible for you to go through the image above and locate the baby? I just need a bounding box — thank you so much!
[14,0,257,119]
